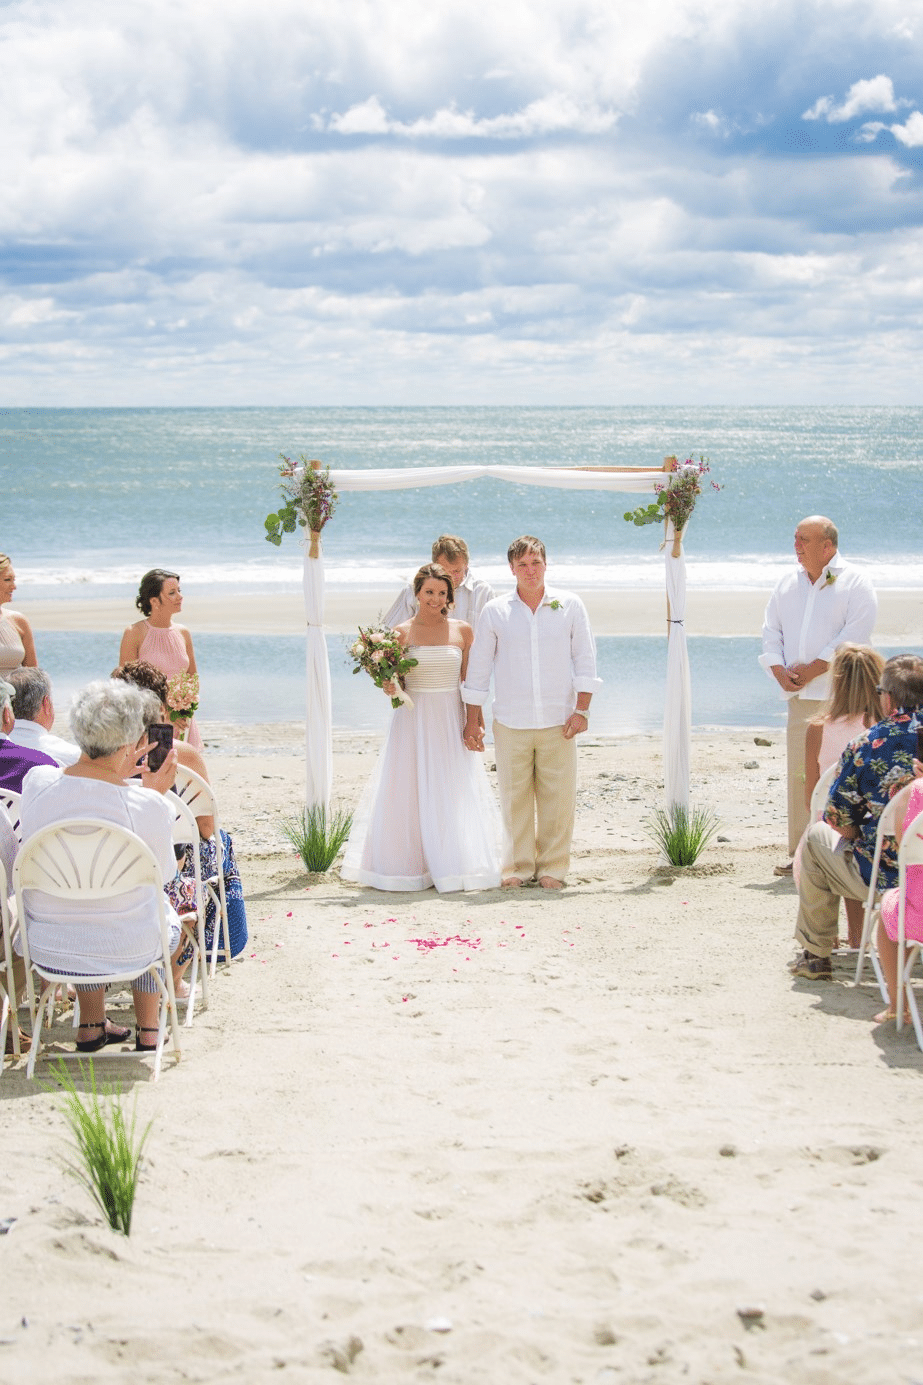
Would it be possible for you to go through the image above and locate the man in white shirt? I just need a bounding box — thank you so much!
[7,668,81,767]
[383,534,495,630]
[462,535,600,891]
[759,515,877,870]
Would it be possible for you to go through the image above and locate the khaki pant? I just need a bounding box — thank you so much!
[787,697,824,856]
[795,822,869,957]
[492,722,577,882]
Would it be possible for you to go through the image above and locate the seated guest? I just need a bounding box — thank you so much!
[790,654,923,980]
[0,677,56,793]
[18,680,188,1052]
[112,660,248,961]
[383,535,495,629]
[7,668,80,767]
[0,800,29,1055]
[873,760,923,1025]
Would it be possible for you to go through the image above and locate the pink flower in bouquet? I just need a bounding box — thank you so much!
[165,671,200,724]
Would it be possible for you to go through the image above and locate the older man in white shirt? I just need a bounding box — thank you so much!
[759,515,877,871]
[462,535,600,891]
[7,668,80,767]
[383,534,495,630]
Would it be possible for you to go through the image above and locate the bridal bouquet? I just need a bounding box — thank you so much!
[165,672,200,738]
[350,627,418,709]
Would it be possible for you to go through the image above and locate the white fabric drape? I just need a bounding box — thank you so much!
[298,463,687,813]
[303,536,333,811]
[663,523,691,810]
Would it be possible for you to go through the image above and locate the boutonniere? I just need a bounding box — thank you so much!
[823,569,837,587]
[545,599,562,610]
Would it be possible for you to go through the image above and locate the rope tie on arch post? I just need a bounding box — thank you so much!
[295,456,693,813]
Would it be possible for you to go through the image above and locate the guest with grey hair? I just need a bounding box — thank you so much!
[17,679,188,1053]
[7,667,80,767]
[0,676,56,793]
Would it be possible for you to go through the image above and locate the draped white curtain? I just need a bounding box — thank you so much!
[298,463,689,813]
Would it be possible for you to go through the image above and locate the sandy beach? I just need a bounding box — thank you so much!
[2,718,923,1384]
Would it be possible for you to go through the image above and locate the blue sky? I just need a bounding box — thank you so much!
[1,0,921,404]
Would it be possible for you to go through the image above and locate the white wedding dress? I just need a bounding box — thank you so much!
[341,645,502,892]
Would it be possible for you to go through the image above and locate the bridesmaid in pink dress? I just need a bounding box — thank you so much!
[119,569,203,749]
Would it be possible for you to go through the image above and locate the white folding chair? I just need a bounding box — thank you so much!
[170,797,209,1025]
[894,807,923,1049]
[809,763,838,824]
[853,794,902,999]
[173,767,230,977]
[14,819,182,1081]
[0,859,21,1071]
[0,789,22,845]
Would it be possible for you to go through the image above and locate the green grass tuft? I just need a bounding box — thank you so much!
[53,1059,152,1236]
[644,802,720,866]
[281,803,354,873]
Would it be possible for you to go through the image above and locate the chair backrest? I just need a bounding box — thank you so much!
[899,806,923,872]
[173,767,221,834]
[14,818,163,900]
[809,764,839,823]
[170,796,200,849]
[0,789,22,844]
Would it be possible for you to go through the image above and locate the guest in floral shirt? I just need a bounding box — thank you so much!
[790,654,923,980]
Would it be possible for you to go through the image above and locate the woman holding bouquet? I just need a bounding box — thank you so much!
[120,569,203,749]
[342,564,501,893]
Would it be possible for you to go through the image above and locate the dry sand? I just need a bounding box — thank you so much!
[2,722,923,1383]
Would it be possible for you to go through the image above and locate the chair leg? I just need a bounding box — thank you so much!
[0,992,9,1074]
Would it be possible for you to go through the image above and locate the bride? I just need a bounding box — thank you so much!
[341,563,502,893]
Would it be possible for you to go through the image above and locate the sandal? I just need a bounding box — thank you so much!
[135,1026,160,1052]
[872,1007,912,1025]
[76,1019,132,1053]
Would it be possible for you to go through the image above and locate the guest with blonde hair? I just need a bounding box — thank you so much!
[0,553,37,673]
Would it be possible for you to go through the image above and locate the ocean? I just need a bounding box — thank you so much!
[2,406,921,733]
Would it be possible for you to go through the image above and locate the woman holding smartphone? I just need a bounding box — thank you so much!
[120,568,203,749]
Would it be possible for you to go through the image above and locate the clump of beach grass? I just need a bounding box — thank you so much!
[644,802,720,867]
[281,803,354,873]
[53,1059,152,1236]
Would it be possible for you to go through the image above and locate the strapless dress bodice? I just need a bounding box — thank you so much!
[403,644,462,692]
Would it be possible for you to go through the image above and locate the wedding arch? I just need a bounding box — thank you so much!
[285,459,692,813]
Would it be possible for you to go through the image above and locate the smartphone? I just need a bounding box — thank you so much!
[146,722,174,773]
[917,726,923,761]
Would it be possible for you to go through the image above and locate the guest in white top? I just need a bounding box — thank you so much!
[7,668,80,767]
[18,680,185,1054]
[383,534,495,630]
[462,535,600,891]
[759,516,877,866]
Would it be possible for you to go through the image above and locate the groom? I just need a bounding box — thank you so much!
[461,536,600,890]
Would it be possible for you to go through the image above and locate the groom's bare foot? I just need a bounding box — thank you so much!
[539,875,564,890]
[502,876,524,888]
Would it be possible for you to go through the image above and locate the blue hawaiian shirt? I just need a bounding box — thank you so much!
[824,711,919,889]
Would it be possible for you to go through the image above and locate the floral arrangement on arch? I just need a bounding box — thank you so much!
[264,454,340,556]
[623,455,721,534]
[349,627,419,710]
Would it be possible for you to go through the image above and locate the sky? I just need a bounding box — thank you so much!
[1,0,921,405]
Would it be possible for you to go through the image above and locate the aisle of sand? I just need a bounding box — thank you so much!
[1,725,922,1383]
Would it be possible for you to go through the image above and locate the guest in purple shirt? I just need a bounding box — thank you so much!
[0,676,55,792]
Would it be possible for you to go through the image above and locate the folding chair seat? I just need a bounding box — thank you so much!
[14,819,182,1081]
[173,767,230,977]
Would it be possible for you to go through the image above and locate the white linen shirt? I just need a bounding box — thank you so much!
[759,552,877,702]
[383,570,496,630]
[11,719,81,767]
[462,586,601,728]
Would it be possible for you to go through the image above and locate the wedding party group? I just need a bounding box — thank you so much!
[0,557,247,1060]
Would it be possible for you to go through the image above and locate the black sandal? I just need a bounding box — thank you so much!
[135,1026,160,1052]
[75,1020,132,1053]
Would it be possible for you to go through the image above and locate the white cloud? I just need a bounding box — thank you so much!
[326,93,619,139]
[802,74,901,122]
[890,109,923,145]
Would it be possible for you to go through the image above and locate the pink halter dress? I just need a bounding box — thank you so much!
[138,622,203,749]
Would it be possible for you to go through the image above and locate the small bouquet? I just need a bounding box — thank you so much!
[264,455,339,555]
[349,627,418,709]
[165,672,200,739]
